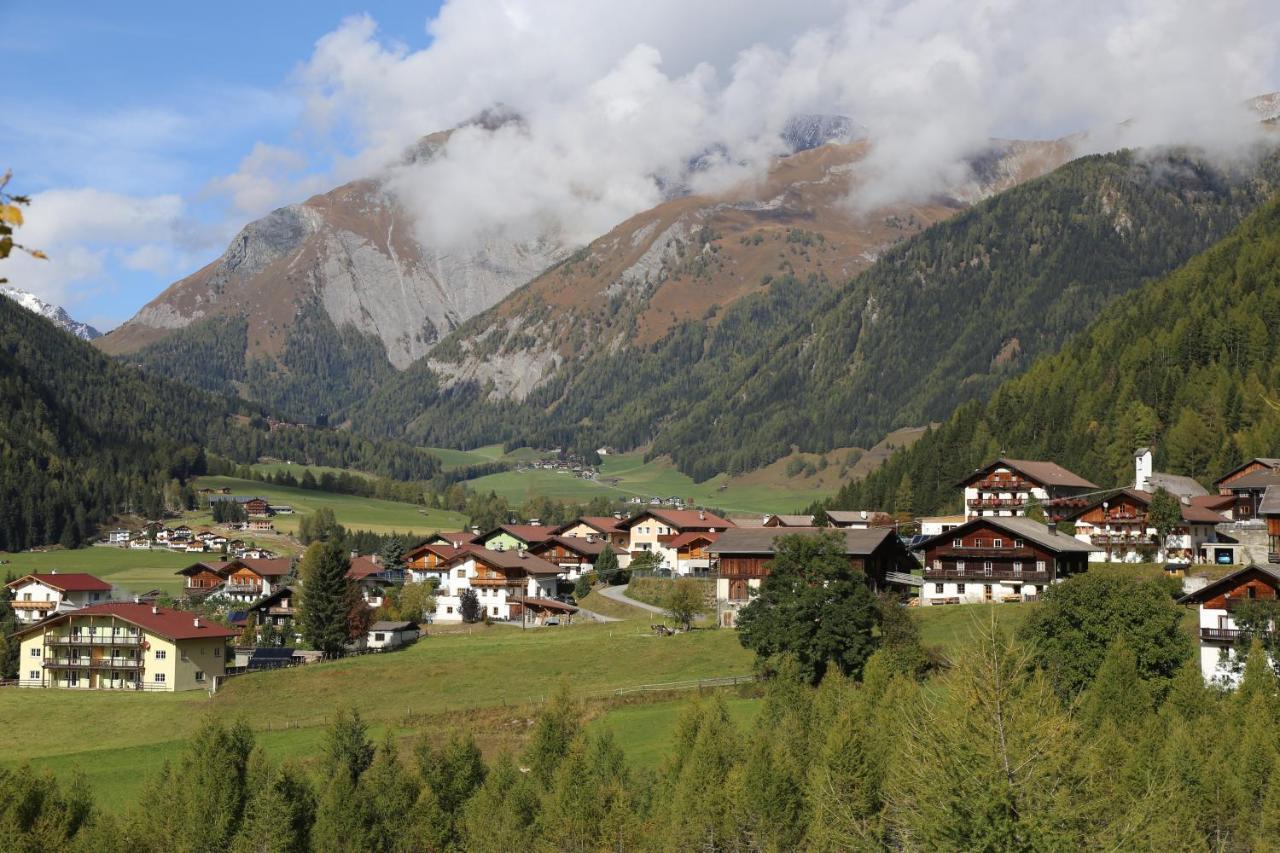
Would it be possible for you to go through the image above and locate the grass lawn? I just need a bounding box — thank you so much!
[0,548,198,596]
[2,621,753,806]
[589,695,761,769]
[190,475,467,536]
[577,590,652,621]
[914,601,1038,657]
[462,450,835,514]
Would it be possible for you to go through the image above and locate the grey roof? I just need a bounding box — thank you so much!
[919,515,1102,554]
[707,526,898,556]
[962,458,1098,490]
[369,620,418,632]
[1215,458,1280,486]
[1224,469,1280,490]
[1260,485,1280,516]
[1146,472,1208,500]
[826,510,885,524]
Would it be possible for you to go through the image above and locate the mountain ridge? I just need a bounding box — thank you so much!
[1,286,101,340]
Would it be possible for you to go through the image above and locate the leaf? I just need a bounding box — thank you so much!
[29,250,48,260]
[0,204,23,226]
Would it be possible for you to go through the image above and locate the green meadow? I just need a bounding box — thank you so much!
[0,548,197,596]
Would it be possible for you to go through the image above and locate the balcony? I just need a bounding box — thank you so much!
[974,479,1031,491]
[1090,534,1152,546]
[924,569,1051,582]
[43,657,143,669]
[11,601,55,611]
[46,634,143,646]
[967,497,1027,509]
[224,583,264,594]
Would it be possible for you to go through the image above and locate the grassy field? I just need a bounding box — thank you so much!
[913,601,1038,655]
[589,695,761,769]
[2,620,753,807]
[0,548,199,596]
[189,475,467,536]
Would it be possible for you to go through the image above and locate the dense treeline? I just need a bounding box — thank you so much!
[827,192,1280,517]
[130,301,396,425]
[0,297,440,551]
[350,148,1280,479]
[12,620,1280,850]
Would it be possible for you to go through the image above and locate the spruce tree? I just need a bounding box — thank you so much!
[594,545,619,586]
[460,753,540,853]
[659,696,741,850]
[300,541,354,656]
[522,679,578,787]
[359,734,419,853]
[232,761,315,853]
[321,708,374,787]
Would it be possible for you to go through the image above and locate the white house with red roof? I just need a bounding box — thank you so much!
[5,572,113,624]
[619,509,735,574]
[433,546,563,623]
[13,602,237,691]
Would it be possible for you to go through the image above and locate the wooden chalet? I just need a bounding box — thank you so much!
[918,515,1099,605]
[434,547,563,623]
[558,516,629,550]
[1216,468,1280,521]
[959,458,1098,521]
[1179,564,1280,684]
[530,535,604,574]
[1066,488,1230,563]
[708,527,918,627]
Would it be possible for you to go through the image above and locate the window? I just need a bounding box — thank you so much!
[456,569,465,578]
[975,538,985,548]
[956,561,965,574]
[1013,562,1023,574]
[195,671,205,683]
[491,607,499,616]
[22,592,30,601]
[374,633,385,642]
[30,647,38,657]
[446,606,454,614]
[957,583,966,594]
[934,583,944,594]
[213,647,221,658]
[983,562,993,574]
[983,584,993,600]
[953,538,962,547]
[1036,561,1046,572]
[993,539,1003,548]
[1014,539,1024,548]
[29,671,38,680]
[932,560,942,572]
[155,673,166,683]
[155,650,167,660]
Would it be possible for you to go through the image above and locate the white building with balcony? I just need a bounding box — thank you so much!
[5,573,113,624]
[1178,564,1280,686]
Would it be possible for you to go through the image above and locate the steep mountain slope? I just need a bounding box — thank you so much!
[0,297,441,550]
[354,146,1279,477]
[829,193,1280,517]
[1,286,100,339]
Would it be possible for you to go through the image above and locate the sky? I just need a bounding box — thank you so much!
[4,1,1278,331]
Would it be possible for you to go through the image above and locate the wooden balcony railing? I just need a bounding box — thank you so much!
[44,657,143,669]
[923,569,1051,582]
[11,601,55,610]
[46,634,143,646]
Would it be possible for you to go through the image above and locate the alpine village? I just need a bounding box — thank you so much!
[6,4,1280,851]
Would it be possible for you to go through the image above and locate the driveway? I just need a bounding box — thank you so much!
[598,584,667,615]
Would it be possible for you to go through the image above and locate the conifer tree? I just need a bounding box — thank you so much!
[460,753,539,853]
[418,731,486,832]
[300,541,354,656]
[1077,637,1153,733]
[660,696,741,850]
[359,734,419,853]
[321,708,374,787]
[232,761,315,853]
[594,545,620,586]
[523,679,578,787]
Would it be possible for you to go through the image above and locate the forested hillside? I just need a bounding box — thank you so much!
[0,298,440,550]
[354,148,1279,479]
[828,193,1280,517]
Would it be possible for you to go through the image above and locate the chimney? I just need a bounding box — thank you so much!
[1046,520,1057,536]
[152,605,159,615]
[518,550,526,559]
[698,510,706,521]
[193,617,202,628]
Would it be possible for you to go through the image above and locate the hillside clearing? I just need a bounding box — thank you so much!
[0,548,198,596]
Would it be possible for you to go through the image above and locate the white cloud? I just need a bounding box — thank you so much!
[290,0,1280,250]
[204,142,329,219]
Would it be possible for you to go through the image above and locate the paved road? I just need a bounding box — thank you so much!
[598,584,667,615]
[575,606,622,623]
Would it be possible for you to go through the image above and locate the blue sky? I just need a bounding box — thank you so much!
[4,1,1277,333]
[2,3,444,329]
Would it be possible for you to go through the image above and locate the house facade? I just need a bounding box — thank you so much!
[1068,489,1229,563]
[529,535,603,579]
[5,573,112,624]
[708,527,918,627]
[558,517,630,551]
[405,542,465,585]
[1178,564,1280,685]
[14,602,236,692]
[959,458,1097,521]
[1215,458,1280,520]
[620,509,734,575]
[477,524,559,553]
[918,516,1099,605]
[433,548,561,623]
[177,558,291,603]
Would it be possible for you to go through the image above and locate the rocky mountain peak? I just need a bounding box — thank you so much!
[0,287,101,340]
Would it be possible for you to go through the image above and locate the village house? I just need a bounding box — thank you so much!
[1178,564,1280,685]
[107,529,131,545]
[176,558,291,603]
[762,514,815,527]
[1068,488,1229,563]
[209,495,271,516]
[433,547,562,623]
[405,541,467,585]
[14,602,236,691]
[5,573,113,624]
[918,515,1100,605]
[960,458,1098,521]
[476,523,559,552]
[708,527,919,627]
[1216,467,1280,522]
[348,555,394,609]
[366,620,420,651]
[529,535,604,579]
[917,515,968,537]
[558,516,630,551]
[1133,447,1208,502]
[246,586,297,637]
[826,510,898,529]
[619,509,735,574]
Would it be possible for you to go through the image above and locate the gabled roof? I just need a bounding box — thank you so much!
[247,586,295,613]
[347,555,385,580]
[12,602,238,641]
[447,546,562,575]
[574,516,625,534]
[1215,458,1280,488]
[478,524,560,545]
[619,509,734,531]
[369,620,418,632]
[419,531,476,547]
[531,535,606,557]
[1178,564,1280,604]
[960,458,1098,490]
[918,515,1101,554]
[1190,494,1236,512]
[708,527,900,556]
[1146,472,1208,500]
[1222,469,1280,490]
[176,560,235,577]
[406,541,467,563]
[1260,485,1280,517]
[826,510,896,526]
[231,558,293,578]
[764,514,815,527]
[1065,489,1229,525]
[663,531,721,549]
[7,573,111,593]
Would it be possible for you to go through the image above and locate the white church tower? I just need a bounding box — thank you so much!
[1134,447,1153,492]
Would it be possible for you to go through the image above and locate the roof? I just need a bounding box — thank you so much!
[707,526,899,556]
[481,524,559,544]
[233,558,293,578]
[1215,458,1280,488]
[1222,469,1280,490]
[7,572,111,593]
[1190,494,1236,512]
[13,602,238,641]
[1178,564,1280,604]
[961,458,1098,490]
[533,535,606,557]
[247,586,295,613]
[727,516,768,528]
[662,531,721,549]
[765,514,815,527]
[369,620,418,632]
[347,555,385,580]
[457,547,562,575]
[827,510,896,526]
[575,516,624,534]
[1066,489,1229,525]
[406,541,467,563]
[421,531,476,546]
[620,509,734,531]
[919,515,1102,554]
[1146,472,1208,500]
[1260,485,1280,517]
[521,596,579,613]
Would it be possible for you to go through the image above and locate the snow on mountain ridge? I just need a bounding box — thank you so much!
[0,287,102,340]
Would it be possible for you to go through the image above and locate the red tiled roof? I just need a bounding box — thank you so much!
[16,602,238,641]
[662,531,721,549]
[8,572,111,592]
[457,547,562,575]
[494,524,559,543]
[620,509,734,531]
[347,555,385,580]
[1190,494,1236,511]
[235,558,292,577]
[422,531,476,546]
[577,516,624,534]
[532,535,606,557]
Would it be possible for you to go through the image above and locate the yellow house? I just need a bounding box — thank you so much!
[13,602,237,692]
